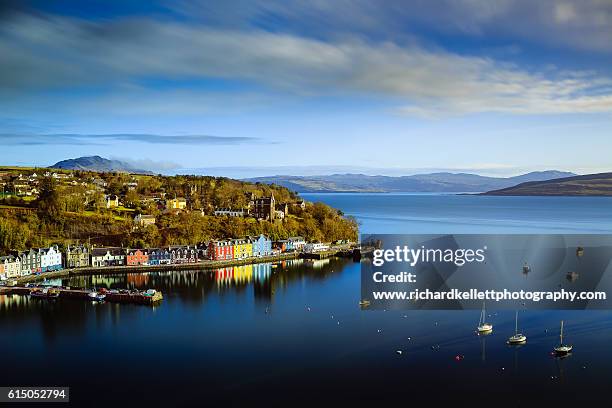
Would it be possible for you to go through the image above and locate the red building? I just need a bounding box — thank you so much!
[126,249,149,266]
[208,240,234,261]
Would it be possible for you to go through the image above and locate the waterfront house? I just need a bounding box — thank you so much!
[91,247,126,267]
[133,214,156,227]
[126,249,149,266]
[231,238,252,259]
[39,245,63,272]
[252,194,275,220]
[65,245,90,268]
[273,240,290,252]
[213,208,246,217]
[147,248,172,265]
[303,243,330,253]
[250,234,272,257]
[18,249,41,276]
[169,246,198,264]
[288,236,306,251]
[197,244,208,261]
[0,255,21,280]
[208,240,234,261]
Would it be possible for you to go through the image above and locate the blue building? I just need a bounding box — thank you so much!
[250,234,272,257]
[147,248,171,265]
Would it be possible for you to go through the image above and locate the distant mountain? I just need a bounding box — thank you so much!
[483,172,612,196]
[245,171,576,193]
[50,156,153,174]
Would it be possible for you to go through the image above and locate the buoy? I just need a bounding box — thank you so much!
[377,329,382,333]
[455,355,464,361]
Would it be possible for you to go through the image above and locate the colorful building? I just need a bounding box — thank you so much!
[231,238,252,259]
[169,246,198,264]
[148,248,171,265]
[167,198,187,210]
[250,234,272,257]
[0,255,21,280]
[126,249,149,266]
[208,240,234,261]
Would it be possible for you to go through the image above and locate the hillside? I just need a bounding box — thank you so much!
[246,171,576,193]
[0,166,357,252]
[50,156,153,174]
[483,172,612,196]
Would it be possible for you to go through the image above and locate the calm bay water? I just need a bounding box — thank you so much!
[2,194,612,406]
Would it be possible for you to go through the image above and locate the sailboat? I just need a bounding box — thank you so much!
[522,262,531,275]
[507,310,527,344]
[477,302,493,333]
[554,320,573,355]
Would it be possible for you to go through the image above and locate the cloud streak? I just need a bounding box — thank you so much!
[0,11,611,117]
[0,133,258,145]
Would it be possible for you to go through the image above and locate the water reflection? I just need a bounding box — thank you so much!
[2,257,612,405]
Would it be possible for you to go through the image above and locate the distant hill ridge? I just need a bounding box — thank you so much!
[245,170,576,193]
[50,156,153,174]
[482,172,612,196]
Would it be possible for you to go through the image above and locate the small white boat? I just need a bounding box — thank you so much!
[554,320,573,355]
[88,292,106,302]
[508,310,527,344]
[477,302,493,333]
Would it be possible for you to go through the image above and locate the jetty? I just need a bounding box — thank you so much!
[2,286,163,305]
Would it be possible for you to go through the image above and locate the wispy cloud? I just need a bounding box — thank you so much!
[1,11,611,117]
[0,133,258,145]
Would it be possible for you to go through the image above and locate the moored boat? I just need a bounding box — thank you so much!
[29,288,60,299]
[88,291,106,302]
[507,310,527,344]
[477,302,493,333]
[553,320,573,355]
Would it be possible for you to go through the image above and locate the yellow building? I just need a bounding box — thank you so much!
[231,238,253,259]
[167,197,187,210]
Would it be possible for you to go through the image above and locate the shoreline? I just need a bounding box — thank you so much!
[12,247,358,284]
[14,252,301,284]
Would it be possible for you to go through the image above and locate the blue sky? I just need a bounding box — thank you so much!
[1,0,612,177]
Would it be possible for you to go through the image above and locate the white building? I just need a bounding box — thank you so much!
[91,248,126,267]
[213,208,246,217]
[303,243,329,253]
[39,245,63,272]
[288,237,306,250]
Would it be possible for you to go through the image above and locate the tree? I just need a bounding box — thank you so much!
[37,177,62,220]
